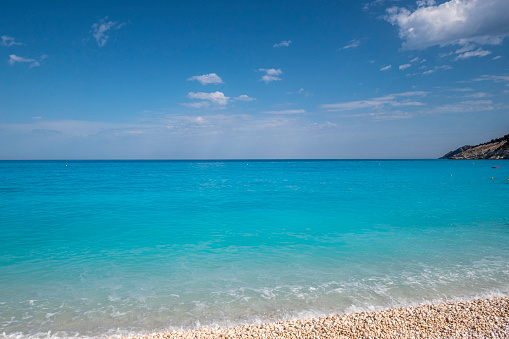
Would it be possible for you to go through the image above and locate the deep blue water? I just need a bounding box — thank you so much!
[1,160,508,338]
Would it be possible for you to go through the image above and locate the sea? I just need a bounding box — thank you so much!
[1,160,508,338]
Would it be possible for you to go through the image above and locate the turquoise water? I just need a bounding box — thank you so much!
[1,160,508,338]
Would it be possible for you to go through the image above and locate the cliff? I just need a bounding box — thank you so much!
[440,134,509,159]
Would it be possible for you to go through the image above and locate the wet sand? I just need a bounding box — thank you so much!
[123,296,509,338]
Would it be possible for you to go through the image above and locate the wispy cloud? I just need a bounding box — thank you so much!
[455,48,491,60]
[386,0,509,50]
[182,102,211,109]
[409,57,425,63]
[184,92,254,107]
[465,92,493,98]
[298,88,313,98]
[263,109,306,115]
[399,63,411,70]
[8,54,40,68]
[259,68,283,83]
[408,65,452,76]
[233,95,256,102]
[0,120,142,139]
[187,73,224,85]
[320,91,428,112]
[427,100,495,114]
[187,91,230,106]
[91,17,126,47]
[380,65,392,71]
[0,114,328,159]
[341,39,361,50]
[1,35,23,47]
[363,0,389,11]
[439,43,493,60]
[273,40,292,48]
[444,87,474,92]
[473,74,509,86]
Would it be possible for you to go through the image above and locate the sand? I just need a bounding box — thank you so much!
[122,296,509,338]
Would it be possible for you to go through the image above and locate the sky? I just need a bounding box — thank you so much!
[1,0,508,159]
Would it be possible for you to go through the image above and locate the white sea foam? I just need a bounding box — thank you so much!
[2,291,509,339]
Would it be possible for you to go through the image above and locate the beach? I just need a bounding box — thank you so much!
[124,297,509,338]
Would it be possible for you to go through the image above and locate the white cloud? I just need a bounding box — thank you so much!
[187,91,230,106]
[416,0,436,7]
[259,68,283,83]
[380,65,392,71]
[263,109,306,115]
[465,92,492,98]
[185,92,253,107]
[409,64,452,76]
[430,100,495,113]
[474,75,509,82]
[449,87,474,92]
[399,63,412,70]
[187,73,224,85]
[297,88,313,97]
[311,121,338,128]
[8,54,40,68]
[386,0,509,50]
[320,91,428,111]
[363,0,390,11]
[331,110,415,121]
[341,39,361,50]
[436,65,452,71]
[455,44,475,54]
[493,56,502,60]
[233,95,256,102]
[409,57,426,63]
[454,48,491,60]
[273,40,292,48]
[1,35,23,47]
[1,113,335,159]
[91,17,126,47]
[182,102,211,109]
[473,74,509,86]
[0,120,143,139]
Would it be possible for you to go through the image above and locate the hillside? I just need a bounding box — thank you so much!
[440,134,509,159]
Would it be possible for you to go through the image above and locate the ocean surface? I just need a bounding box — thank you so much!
[1,160,508,338]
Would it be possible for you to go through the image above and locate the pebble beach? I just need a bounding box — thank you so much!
[124,297,509,339]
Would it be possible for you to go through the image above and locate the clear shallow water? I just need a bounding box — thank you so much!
[1,160,508,338]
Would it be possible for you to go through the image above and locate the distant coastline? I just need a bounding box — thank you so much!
[440,133,509,159]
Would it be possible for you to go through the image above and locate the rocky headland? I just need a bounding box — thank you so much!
[440,133,509,159]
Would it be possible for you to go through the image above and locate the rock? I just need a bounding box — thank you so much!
[440,134,509,159]
[439,145,473,159]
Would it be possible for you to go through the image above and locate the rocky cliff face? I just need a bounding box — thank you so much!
[440,134,509,159]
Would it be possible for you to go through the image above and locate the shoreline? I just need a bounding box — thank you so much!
[121,296,509,338]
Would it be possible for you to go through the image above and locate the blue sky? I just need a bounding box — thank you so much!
[1,0,508,159]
